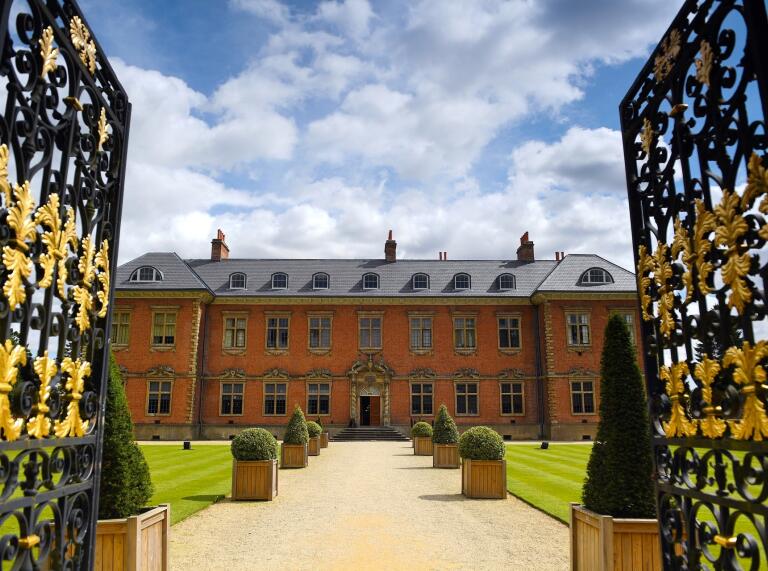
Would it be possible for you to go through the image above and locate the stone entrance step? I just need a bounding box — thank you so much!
[331,426,410,442]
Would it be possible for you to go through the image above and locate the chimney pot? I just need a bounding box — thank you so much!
[444,251,447,260]
[555,251,560,261]
[385,230,397,262]
[211,228,230,262]
[516,231,534,262]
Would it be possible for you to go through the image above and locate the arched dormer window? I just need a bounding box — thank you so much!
[129,266,162,282]
[498,273,516,290]
[412,273,429,290]
[229,272,246,290]
[362,272,379,290]
[453,273,471,290]
[579,267,614,285]
[271,272,288,289]
[313,272,329,290]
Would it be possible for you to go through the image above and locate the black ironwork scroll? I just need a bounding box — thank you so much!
[0,0,129,568]
[621,0,768,568]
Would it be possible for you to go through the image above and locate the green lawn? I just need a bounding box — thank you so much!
[505,443,591,523]
[141,444,235,525]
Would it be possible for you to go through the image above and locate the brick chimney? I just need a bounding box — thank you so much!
[516,231,534,262]
[211,229,229,262]
[385,230,397,262]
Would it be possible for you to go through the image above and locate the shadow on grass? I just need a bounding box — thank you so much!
[181,494,224,504]
[418,494,465,502]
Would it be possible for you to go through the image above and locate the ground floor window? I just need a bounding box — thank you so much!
[455,382,478,415]
[221,382,244,415]
[307,383,330,415]
[410,383,433,415]
[570,380,595,414]
[147,380,172,415]
[500,382,524,415]
[264,382,287,415]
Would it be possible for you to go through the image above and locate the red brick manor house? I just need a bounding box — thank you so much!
[113,231,639,441]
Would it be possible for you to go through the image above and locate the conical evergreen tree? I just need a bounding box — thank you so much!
[99,352,153,519]
[582,315,656,518]
[432,404,459,444]
[283,405,309,444]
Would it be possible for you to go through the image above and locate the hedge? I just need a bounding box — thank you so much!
[231,428,278,461]
[432,404,459,444]
[411,421,433,438]
[283,405,309,444]
[458,426,504,460]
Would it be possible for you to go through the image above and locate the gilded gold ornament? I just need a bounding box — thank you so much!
[671,217,694,302]
[38,26,59,78]
[0,144,9,207]
[695,40,713,86]
[693,199,716,294]
[0,339,26,441]
[636,244,654,322]
[95,239,110,318]
[97,107,109,151]
[694,356,726,438]
[653,244,675,338]
[35,193,78,298]
[640,118,654,155]
[73,234,96,333]
[27,352,56,439]
[69,16,96,74]
[654,29,681,82]
[54,357,90,438]
[18,535,40,549]
[661,361,697,437]
[714,190,752,314]
[2,181,37,309]
[724,341,768,440]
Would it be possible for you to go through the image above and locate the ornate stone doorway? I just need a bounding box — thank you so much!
[348,355,393,426]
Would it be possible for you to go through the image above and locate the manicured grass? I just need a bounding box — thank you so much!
[141,444,235,525]
[505,443,591,523]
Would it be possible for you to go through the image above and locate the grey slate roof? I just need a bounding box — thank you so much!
[116,253,636,297]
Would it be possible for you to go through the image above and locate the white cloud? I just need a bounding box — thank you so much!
[316,0,374,40]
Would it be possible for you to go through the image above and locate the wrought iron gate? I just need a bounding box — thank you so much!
[0,0,129,568]
[621,0,768,568]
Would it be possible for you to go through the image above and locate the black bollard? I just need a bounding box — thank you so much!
[540,441,549,450]
[183,440,191,450]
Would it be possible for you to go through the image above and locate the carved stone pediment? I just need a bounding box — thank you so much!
[453,367,479,379]
[348,353,394,377]
[409,367,436,379]
[307,368,332,379]
[499,368,526,379]
[567,367,598,377]
[263,367,290,379]
[146,365,174,377]
[221,368,246,379]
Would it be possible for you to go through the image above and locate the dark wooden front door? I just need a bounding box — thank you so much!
[370,396,381,426]
[360,396,371,425]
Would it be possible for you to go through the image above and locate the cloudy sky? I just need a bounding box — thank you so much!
[79,0,681,268]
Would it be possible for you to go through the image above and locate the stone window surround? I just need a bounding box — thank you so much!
[222,311,249,355]
[219,380,244,416]
[145,378,173,416]
[499,380,525,416]
[150,305,179,352]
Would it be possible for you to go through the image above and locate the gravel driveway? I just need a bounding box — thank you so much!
[170,442,569,571]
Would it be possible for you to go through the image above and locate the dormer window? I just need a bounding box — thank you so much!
[579,268,614,285]
[130,266,162,282]
[271,272,288,289]
[412,273,429,290]
[313,272,329,290]
[229,272,246,290]
[362,273,379,290]
[498,273,515,290]
[454,273,471,290]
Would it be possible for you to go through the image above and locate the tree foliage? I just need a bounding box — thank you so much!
[283,405,309,444]
[306,421,322,438]
[231,428,278,461]
[458,426,504,460]
[432,404,459,444]
[582,315,656,518]
[411,421,433,437]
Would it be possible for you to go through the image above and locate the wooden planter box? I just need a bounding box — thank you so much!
[281,443,308,468]
[413,436,433,456]
[570,504,660,571]
[461,459,507,499]
[320,432,329,448]
[308,436,321,456]
[94,504,170,571]
[231,459,278,501]
[433,443,459,468]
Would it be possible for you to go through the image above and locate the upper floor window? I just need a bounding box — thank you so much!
[223,316,247,349]
[453,317,476,350]
[271,272,288,289]
[313,272,329,290]
[410,317,433,351]
[266,316,289,350]
[130,266,162,282]
[110,311,131,347]
[454,273,471,290]
[229,272,246,290]
[498,273,515,290]
[359,316,382,349]
[567,312,591,347]
[151,311,176,347]
[579,268,613,285]
[362,273,379,290]
[498,315,521,350]
[412,273,429,290]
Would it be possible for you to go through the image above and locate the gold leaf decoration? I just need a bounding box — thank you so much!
[27,352,56,439]
[640,118,655,155]
[72,233,96,333]
[54,357,90,438]
[0,340,27,441]
[671,217,694,302]
[743,153,768,210]
[693,199,716,294]
[2,182,37,309]
[653,244,675,338]
[35,193,78,298]
[695,40,713,86]
[69,16,96,74]
[637,244,654,322]
[694,357,726,439]
[724,341,768,441]
[97,108,109,151]
[714,190,752,314]
[38,26,59,78]
[661,362,697,437]
[94,239,110,318]
[0,144,10,206]
[654,29,681,82]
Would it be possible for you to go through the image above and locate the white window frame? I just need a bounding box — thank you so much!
[454,273,471,290]
[130,266,163,282]
[566,311,591,347]
[579,267,613,285]
[313,272,330,290]
[271,272,288,290]
[362,273,379,290]
[498,273,515,290]
[229,272,247,290]
[412,273,429,290]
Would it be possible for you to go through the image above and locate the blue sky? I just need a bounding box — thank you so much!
[76,0,682,268]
